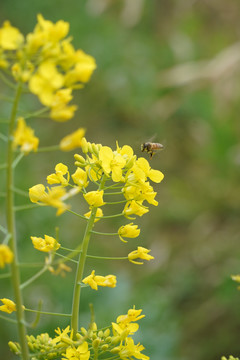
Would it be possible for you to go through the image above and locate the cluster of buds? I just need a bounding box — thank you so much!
[8,308,149,360]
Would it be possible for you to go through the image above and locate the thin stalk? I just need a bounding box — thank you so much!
[71,176,107,337]
[71,206,97,337]
[6,82,29,360]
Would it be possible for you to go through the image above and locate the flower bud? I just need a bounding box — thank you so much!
[74,154,85,163]
[8,341,20,354]
[101,344,109,351]
[81,327,88,336]
[81,138,88,153]
[111,335,121,345]
[92,143,99,155]
[87,142,93,153]
[92,338,100,349]
[98,330,104,338]
[105,336,112,343]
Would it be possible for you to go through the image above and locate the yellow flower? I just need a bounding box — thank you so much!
[114,337,149,360]
[50,88,77,122]
[118,223,140,243]
[52,325,72,344]
[83,190,105,207]
[82,270,117,290]
[99,146,126,182]
[60,128,86,151]
[84,208,103,222]
[135,157,164,183]
[0,21,24,50]
[128,247,154,265]
[64,50,97,86]
[13,117,39,154]
[0,298,16,314]
[29,61,64,106]
[0,244,14,268]
[117,307,145,324]
[26,14,69,55]
[47,163,69,186]
[31,235,60,252]
[29,184,68,215]
[71,168,88,189]
[112,307,144,337]
[62,342,90,360]
[123,200,149,218]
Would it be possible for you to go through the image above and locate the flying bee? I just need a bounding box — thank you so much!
[141,142,164,158]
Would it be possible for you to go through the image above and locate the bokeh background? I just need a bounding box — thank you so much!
[1,1,240,359]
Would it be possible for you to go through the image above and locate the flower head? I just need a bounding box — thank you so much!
[0,244,13,268]
[113,337,149,360]
[99,146,126,182]
[118,223,140,243]
[13,117,39,154]
[31,235,60,252]
[128,247,154,265]
[0,21,24,50]
[82,270,117,290]
[29,184,68,215]
[60,128,86,151]
[71,168,89,189]
[47,163,69,186]
[83,190,105,207]
[62,342,90,360]
[0,298,16,314]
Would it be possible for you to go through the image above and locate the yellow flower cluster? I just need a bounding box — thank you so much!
[29,141,163,219]
[0,15,96,122]
[9,309,148,360]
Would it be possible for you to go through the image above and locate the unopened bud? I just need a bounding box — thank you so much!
[92,338,100,349]
[81,327,88,336]
[101,344,109,351]
[81,138,88,153]
[111,335,121,345]
[92,143,99,155]
[105,336,112,343]
[74,154,85,163]
[8,341,20,354]
[103,329,110,338]
[87,142,93,153]
[98,330,103,338]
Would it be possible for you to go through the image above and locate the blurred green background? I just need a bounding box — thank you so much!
[1,1,240,359]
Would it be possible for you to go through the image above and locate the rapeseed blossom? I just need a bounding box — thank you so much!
[118,223,140,242]
[82,270,116,290]
[47,163,69,186]
[128,247,154,265]
[62,342,90,360]
[0,298,17,314]
[29,184,69,215]
[31,235,60,252]
[83,190,105,207]
[60,128,86,151]
[113,337,149,360]
[13,117,39,154]
[0,15,96,121]
[0,244,13,268]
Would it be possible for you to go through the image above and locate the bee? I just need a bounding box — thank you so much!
[141,142,164,158]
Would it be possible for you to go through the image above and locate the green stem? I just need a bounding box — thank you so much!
[71,206,97,337]
[71,176,107,337]
[6,82,29,360]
